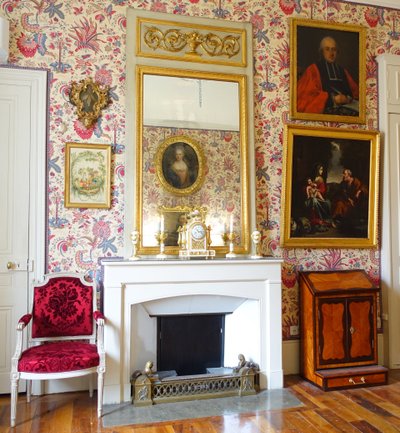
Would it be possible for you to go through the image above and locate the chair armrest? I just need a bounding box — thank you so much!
[94,311,105,365]
[94,311,105,324]
[11,314,31,369]
[17,314,32,330]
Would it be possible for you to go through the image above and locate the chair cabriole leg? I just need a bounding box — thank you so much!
[10,372,19,427]
[89,373,94,398]
[26,379,32,403]
[97,367,105,418]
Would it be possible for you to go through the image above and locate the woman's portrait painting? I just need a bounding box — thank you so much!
[155,135,205,196]
[290,18,366,124]
[282,125,379,248]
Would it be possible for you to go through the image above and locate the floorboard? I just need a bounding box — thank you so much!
[1,371,400,433]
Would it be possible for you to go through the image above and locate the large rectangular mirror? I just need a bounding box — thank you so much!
[136,65,249,255]
[125,8,255,257]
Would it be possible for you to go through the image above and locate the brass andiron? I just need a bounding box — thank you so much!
[251,230,262,259]
[155,231,168,259]
[129,230,140,261]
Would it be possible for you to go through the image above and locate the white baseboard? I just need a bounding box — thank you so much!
[282,340,300,375]
[32,336,386,395]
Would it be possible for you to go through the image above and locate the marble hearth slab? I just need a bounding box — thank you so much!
[102,388,303,428]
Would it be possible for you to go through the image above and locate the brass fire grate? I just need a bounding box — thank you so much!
[131,356,259,406]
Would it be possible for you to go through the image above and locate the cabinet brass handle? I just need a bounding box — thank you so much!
[7,261,15,270]
[349,377,365,385]
[350,326,355,334]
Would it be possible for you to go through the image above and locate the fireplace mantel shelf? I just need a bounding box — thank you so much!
[102,256,281,264]
[102,258,283,404]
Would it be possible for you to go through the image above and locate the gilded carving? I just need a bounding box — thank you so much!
[69,78,111,128]
[144,26,240,59]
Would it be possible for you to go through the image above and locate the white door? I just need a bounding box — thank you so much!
[0,68,47,393]
[378,54,400,369]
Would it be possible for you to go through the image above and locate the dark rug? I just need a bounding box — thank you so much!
[102,388,303,427]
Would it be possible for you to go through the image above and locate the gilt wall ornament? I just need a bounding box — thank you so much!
[69,78,111,128]
[144,26,240,59]
[135,15,247,67]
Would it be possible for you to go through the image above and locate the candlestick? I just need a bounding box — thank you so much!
[225,231,237,258]
[160,214,165,233]
[229,214,234,234]
[155,230,168,259]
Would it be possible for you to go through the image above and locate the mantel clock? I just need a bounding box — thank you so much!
[179,211,215,259]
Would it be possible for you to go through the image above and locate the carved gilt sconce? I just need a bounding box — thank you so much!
[69,78,111,128]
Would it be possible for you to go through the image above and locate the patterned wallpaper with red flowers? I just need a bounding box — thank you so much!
[3,0,399,339]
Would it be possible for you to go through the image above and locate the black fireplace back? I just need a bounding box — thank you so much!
[157,314,225,376]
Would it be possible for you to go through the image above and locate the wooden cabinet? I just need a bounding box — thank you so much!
[300,270,388,391]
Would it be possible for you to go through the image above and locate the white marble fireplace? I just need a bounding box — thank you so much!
[102,258,283,404]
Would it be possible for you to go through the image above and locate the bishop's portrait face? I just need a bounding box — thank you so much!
[321,37,338,64]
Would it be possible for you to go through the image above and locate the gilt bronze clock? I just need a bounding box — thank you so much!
[179,210,215,259]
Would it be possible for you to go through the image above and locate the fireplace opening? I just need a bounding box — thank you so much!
[156,313,225,376]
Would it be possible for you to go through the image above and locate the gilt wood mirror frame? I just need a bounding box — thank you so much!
[125,8,255,257]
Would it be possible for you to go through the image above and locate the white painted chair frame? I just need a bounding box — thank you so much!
[10,272,105,427]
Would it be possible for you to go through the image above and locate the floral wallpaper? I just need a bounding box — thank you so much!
[142,126,241,247]
[3,0,400,340]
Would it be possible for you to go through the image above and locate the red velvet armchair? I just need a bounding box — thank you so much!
[10,273,106,427]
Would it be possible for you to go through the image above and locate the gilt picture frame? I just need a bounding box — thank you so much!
[64,142,111,209]
[155,135,206,196]
[290,18,366,124]
[281,125,379,248]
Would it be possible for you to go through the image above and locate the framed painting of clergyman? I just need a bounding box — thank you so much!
[281,125,379,248]
[64,142,111,208]
[290,18,366,124]
[155,135,206,196]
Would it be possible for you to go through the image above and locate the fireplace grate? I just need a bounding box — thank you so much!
[131,364,259,406]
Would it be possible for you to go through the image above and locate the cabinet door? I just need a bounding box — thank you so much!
[348,296,375,362]
[317,296,375,368]
[318,299,347,366]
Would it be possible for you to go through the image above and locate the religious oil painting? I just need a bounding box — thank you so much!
[64,142,111,209]
[290,18,366,124]
[155,135,205,196]
[281,125,379,248]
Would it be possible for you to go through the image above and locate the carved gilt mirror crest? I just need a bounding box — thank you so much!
[69,78,111,128]
[125,9,255,257]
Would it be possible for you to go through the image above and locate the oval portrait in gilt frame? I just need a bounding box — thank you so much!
[155,135,205,196]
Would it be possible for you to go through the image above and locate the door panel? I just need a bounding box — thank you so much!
[0,83,31,392]
[319,300,346,365]
[349,298,374,360]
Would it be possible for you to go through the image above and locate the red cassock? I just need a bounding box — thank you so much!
[297,63,359,114]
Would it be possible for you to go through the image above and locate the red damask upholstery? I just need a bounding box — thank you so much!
[10,273,106,428]
[93,311,105,321]
[18,342,99,373]
[31,276,93,338]
[18,314,32,326]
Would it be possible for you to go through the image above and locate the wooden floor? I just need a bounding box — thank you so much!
[1,371,400,433]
